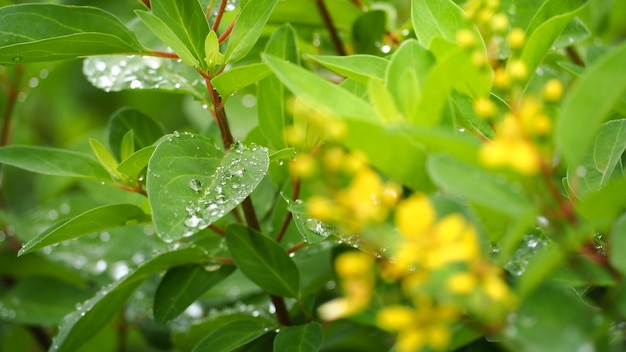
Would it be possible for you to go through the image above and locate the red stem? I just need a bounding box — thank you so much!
[218,19,236,43]
[212,0,228,32]
[1,65,23,147]
[316,0,346,56]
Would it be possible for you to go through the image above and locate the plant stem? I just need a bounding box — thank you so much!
[140,0,151,9]
[276,179,300,243]
[212,0,228,32]
[316,0,347,56]
[148,50,179,60]
[270,295,292,326]
[218,19,236,43]
[1,64,23,147]
[566,46,585,67]
[203,74,234,150]
[241,197,261,231]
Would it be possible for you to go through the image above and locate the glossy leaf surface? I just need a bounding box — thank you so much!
[273,323,323,352]
[0,4,145,64]
[225,224,300,298]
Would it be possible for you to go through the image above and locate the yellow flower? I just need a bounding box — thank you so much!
[491,13,509,32]
[318,297,362,321]
[322,146,346,172]
[447,272,477,294]
[508,59,528,80]
[474,97,497,119]
[396,329,425,352]
[456,29,476,49]
[335,251,375,278]
[507,28,526,49]
[377,305,417,331]
[306,195,335,221]
[493,67,510,88]
[395,194,436,239]
[291,153,317,178]
[543,78,564,102]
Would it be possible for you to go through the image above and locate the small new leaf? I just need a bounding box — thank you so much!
[204,31,224,73]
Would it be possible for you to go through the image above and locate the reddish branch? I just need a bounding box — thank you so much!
[212,0,228,32]
[316,0,347,56]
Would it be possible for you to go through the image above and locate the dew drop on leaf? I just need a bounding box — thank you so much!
[189,178,202,192]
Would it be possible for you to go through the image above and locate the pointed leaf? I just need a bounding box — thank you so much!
[308,54,389,85]
[566,119,626,197]
[273,323,323,352]
[427,154,534,216]
[610,213,626,277]
[120,130,135,162]
[89,139,122,180]
[154,264,235,324]
[107,108,165,161]
[225,224,300,298]
[18,204,149,256]
[50,247,208,352]
[386,40,434,122]
[0,4,146,64]
[225,0,280,63]
[263,54,379,123]
[212,63,271,98]
[116,146,156,179]
[555,43,626,166]
[518,0,588,83]
[0,145,109,180]
[136,10,198,67]
[147,133,269,242]
[193,317,273,352]
[258,24,299,149]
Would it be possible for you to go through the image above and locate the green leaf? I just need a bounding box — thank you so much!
[0,145,109,180]
[107,108,165,161]
[83,55,209,101]
[576,177,626,231]
[138,0,209,69]
[368,78,401,123]
[50,247,208,352]
[352,10,387,55]
[136,10,198,67]
[120,130,135,162]
[173,314,277,352]
[193,317,273,352]
[225,224,300,298]
[225,0,280,63]
[502,283,600,351]
[0,253,86,287]
[211,63,271,98]
[273,323,323,352]
[427,154,534,216]
[610,213,626,277]
[518,0,588,83]
[413,40,492,126]
[555,43,626,166]
[566,119,626,197]
[0,4,146,64]
[153,264,235,324]
[411,0,484,52]
[89,139,122,180]
[18,204,149,256]
[116,146,156,179]
[386,40,434,122]
[258,24,299,150]
[204,30,224,72]
[308,54,388,85]
[263,54,379,123]
[147,133,269,242]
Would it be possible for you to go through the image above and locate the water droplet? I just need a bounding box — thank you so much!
[185,302,204,318]
[94,260,108,274]
[185,214,202,228]
[100,231,110,242]
[204,264,221,272]
[110,261,130,280]
[12,55,22,62]
[189,178,202,192]
[130,79,143,89]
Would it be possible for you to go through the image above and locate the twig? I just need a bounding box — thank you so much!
[218,19,236,43]
[241,197,261,231]
[566,46,585,67]
[212,0,228,32]
[202,73,235,150]
[316,0,347,56]
[1,64,23,147]
[270,295,292,326]
[141,0,151,9]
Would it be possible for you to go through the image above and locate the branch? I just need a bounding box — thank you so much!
[316,0,347,56]
[212,0,228,32]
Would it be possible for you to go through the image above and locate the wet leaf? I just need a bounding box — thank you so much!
[555,43,626,166]
[89,139,122,181]
[18,204,150,256]
[225,224,300,298]
[225,0,279,63]
[147,133,269,242]
[153,264,235,324]
[116,146,156,179]
[273,323,323,352]
[0,145,109,180]
[50,247,209,352]
[0,4,145,64]
[609,213,626,277]
[84,56,208,101]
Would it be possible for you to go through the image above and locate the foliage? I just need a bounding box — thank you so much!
[1,0,626,351]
